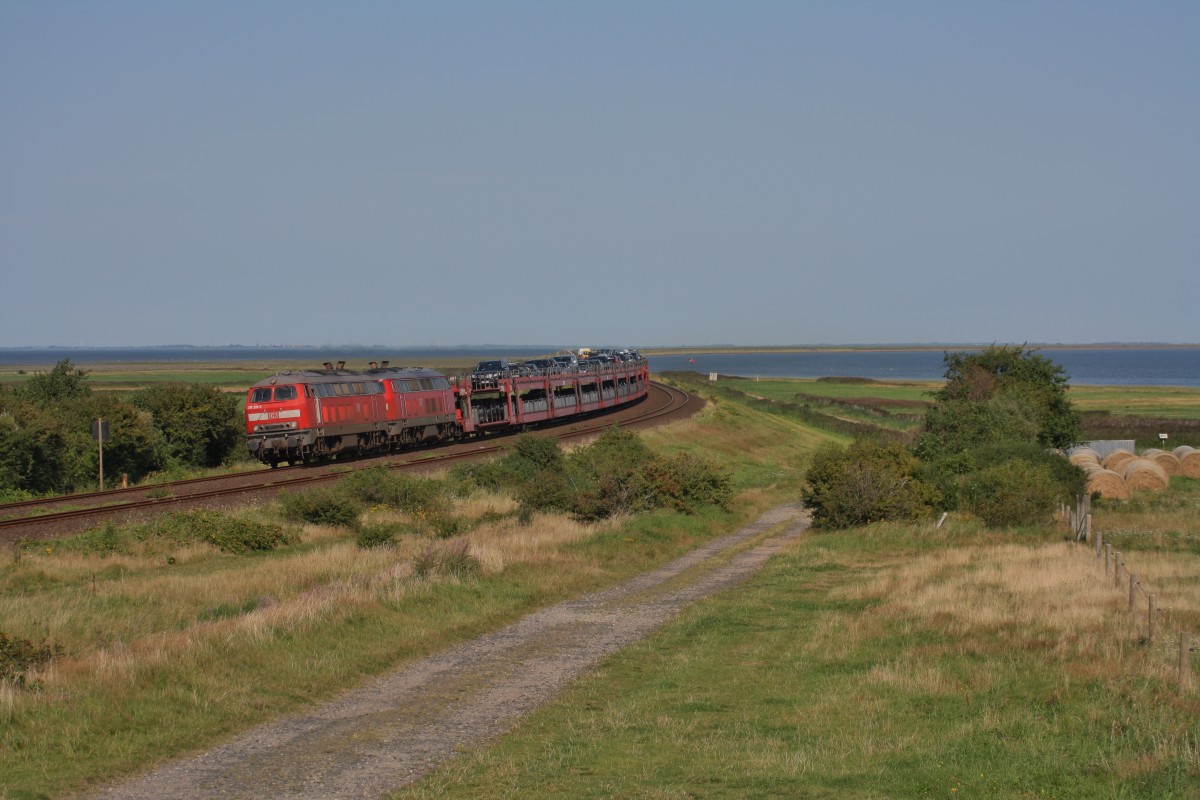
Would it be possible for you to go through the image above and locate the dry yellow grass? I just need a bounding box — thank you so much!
[468,513,607,574]
[2,487,641,708]
[827,536,1198,694]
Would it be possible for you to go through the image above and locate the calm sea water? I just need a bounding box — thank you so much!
[1,346,1197,387]
[648,348,1200,387]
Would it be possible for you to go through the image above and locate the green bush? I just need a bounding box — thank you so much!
[337,467,446,515]
[413,539,480,580]
[920,441,1085,513]
[506,434,565,478]
[278,489,362,529]
[635,452,733,513]
[356,522,401,549]
[131,382,242,468]
[1,630,62,689]
[963,461,1061,528]
[200,516,293,554]
[803,439,939,529]
[447,459,520,492]
[570,426,652,483]
[72,523,121,554]
[0,487,37,504]
[427,513,470,539]
[516,469,575,515]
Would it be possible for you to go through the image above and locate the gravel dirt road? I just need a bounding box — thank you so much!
[81,504,809,800]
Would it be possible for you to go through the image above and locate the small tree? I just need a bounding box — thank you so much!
[19,359,92,404]
[803,439,939,529]
[923,345,1081,452]
[132,383,242,468]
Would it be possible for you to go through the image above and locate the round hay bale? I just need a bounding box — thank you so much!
[1068,446,1101,463]
[1141,448,1181,476]
[1101,449,1136,471]
[1085,468,1131,500]
[1172,445,1200,479]
[1069,451,1101,467]
[1121,458,1169,492]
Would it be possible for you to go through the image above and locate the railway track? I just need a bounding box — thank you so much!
[0,382,698,544]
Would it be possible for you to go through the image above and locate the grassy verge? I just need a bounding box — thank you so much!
[0,380,835,799]
[395,493,1200,800]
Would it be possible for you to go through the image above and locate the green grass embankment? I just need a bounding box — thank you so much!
[397,486,1200,800]
[0,380,836,799]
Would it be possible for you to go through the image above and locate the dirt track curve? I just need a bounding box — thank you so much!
[81,504,809,800]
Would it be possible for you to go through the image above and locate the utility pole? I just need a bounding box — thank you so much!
[91,418,109,490]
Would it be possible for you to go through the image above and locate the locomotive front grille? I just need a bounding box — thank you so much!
[254,422,298,433]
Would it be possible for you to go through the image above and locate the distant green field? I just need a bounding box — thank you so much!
[716,376,1200,422]
[0,358,482,392]
[1068,384,1200,420]
[720,376,935,404]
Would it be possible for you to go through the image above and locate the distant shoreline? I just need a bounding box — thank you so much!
[2,343,1197,355]
[641,343,1200,356]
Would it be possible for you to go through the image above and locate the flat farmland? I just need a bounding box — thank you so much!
[0,358,482,392]
[718,376,1200,422]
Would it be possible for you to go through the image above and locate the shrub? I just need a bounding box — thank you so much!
[803,439,939,529]
[1,631,62,689]
[73,523,121,554]
[278,489,362,529]
[356,522,401,549]
[198,515,291,554]
[570,425,652,483]
[412,538,480,580]
[507,434,564,476]
[447,459,520,492]
[920,441,1085,513]
[428,514,469,539]
[636,452,733,513]
[963,461,1060,528]
[516,469,575,515]
[337,467,446,515]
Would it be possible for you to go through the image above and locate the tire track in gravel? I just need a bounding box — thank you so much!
[82,504,809,800]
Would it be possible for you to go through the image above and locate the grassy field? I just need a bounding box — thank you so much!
[0,386,839,799]
[396,488,1200,800]
[3,366,1199,798]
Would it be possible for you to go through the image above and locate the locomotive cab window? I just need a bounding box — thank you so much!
[250,388,273,403]
[274,385,297,401]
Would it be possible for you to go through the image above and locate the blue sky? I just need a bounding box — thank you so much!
[2,1,1197,347]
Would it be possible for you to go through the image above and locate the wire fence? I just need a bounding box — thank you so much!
[1066,494,1196,695]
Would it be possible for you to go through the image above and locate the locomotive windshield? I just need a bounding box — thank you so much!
[250,385,297,403]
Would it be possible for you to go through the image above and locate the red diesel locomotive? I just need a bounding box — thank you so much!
[245,356,649,466]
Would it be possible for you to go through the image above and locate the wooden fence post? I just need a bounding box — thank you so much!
[1105,543,1111,575]
[1129,573,1138,613]
[1180,631,1193,695]
[1095,526,1103,560]
[1114,553,1123,588]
